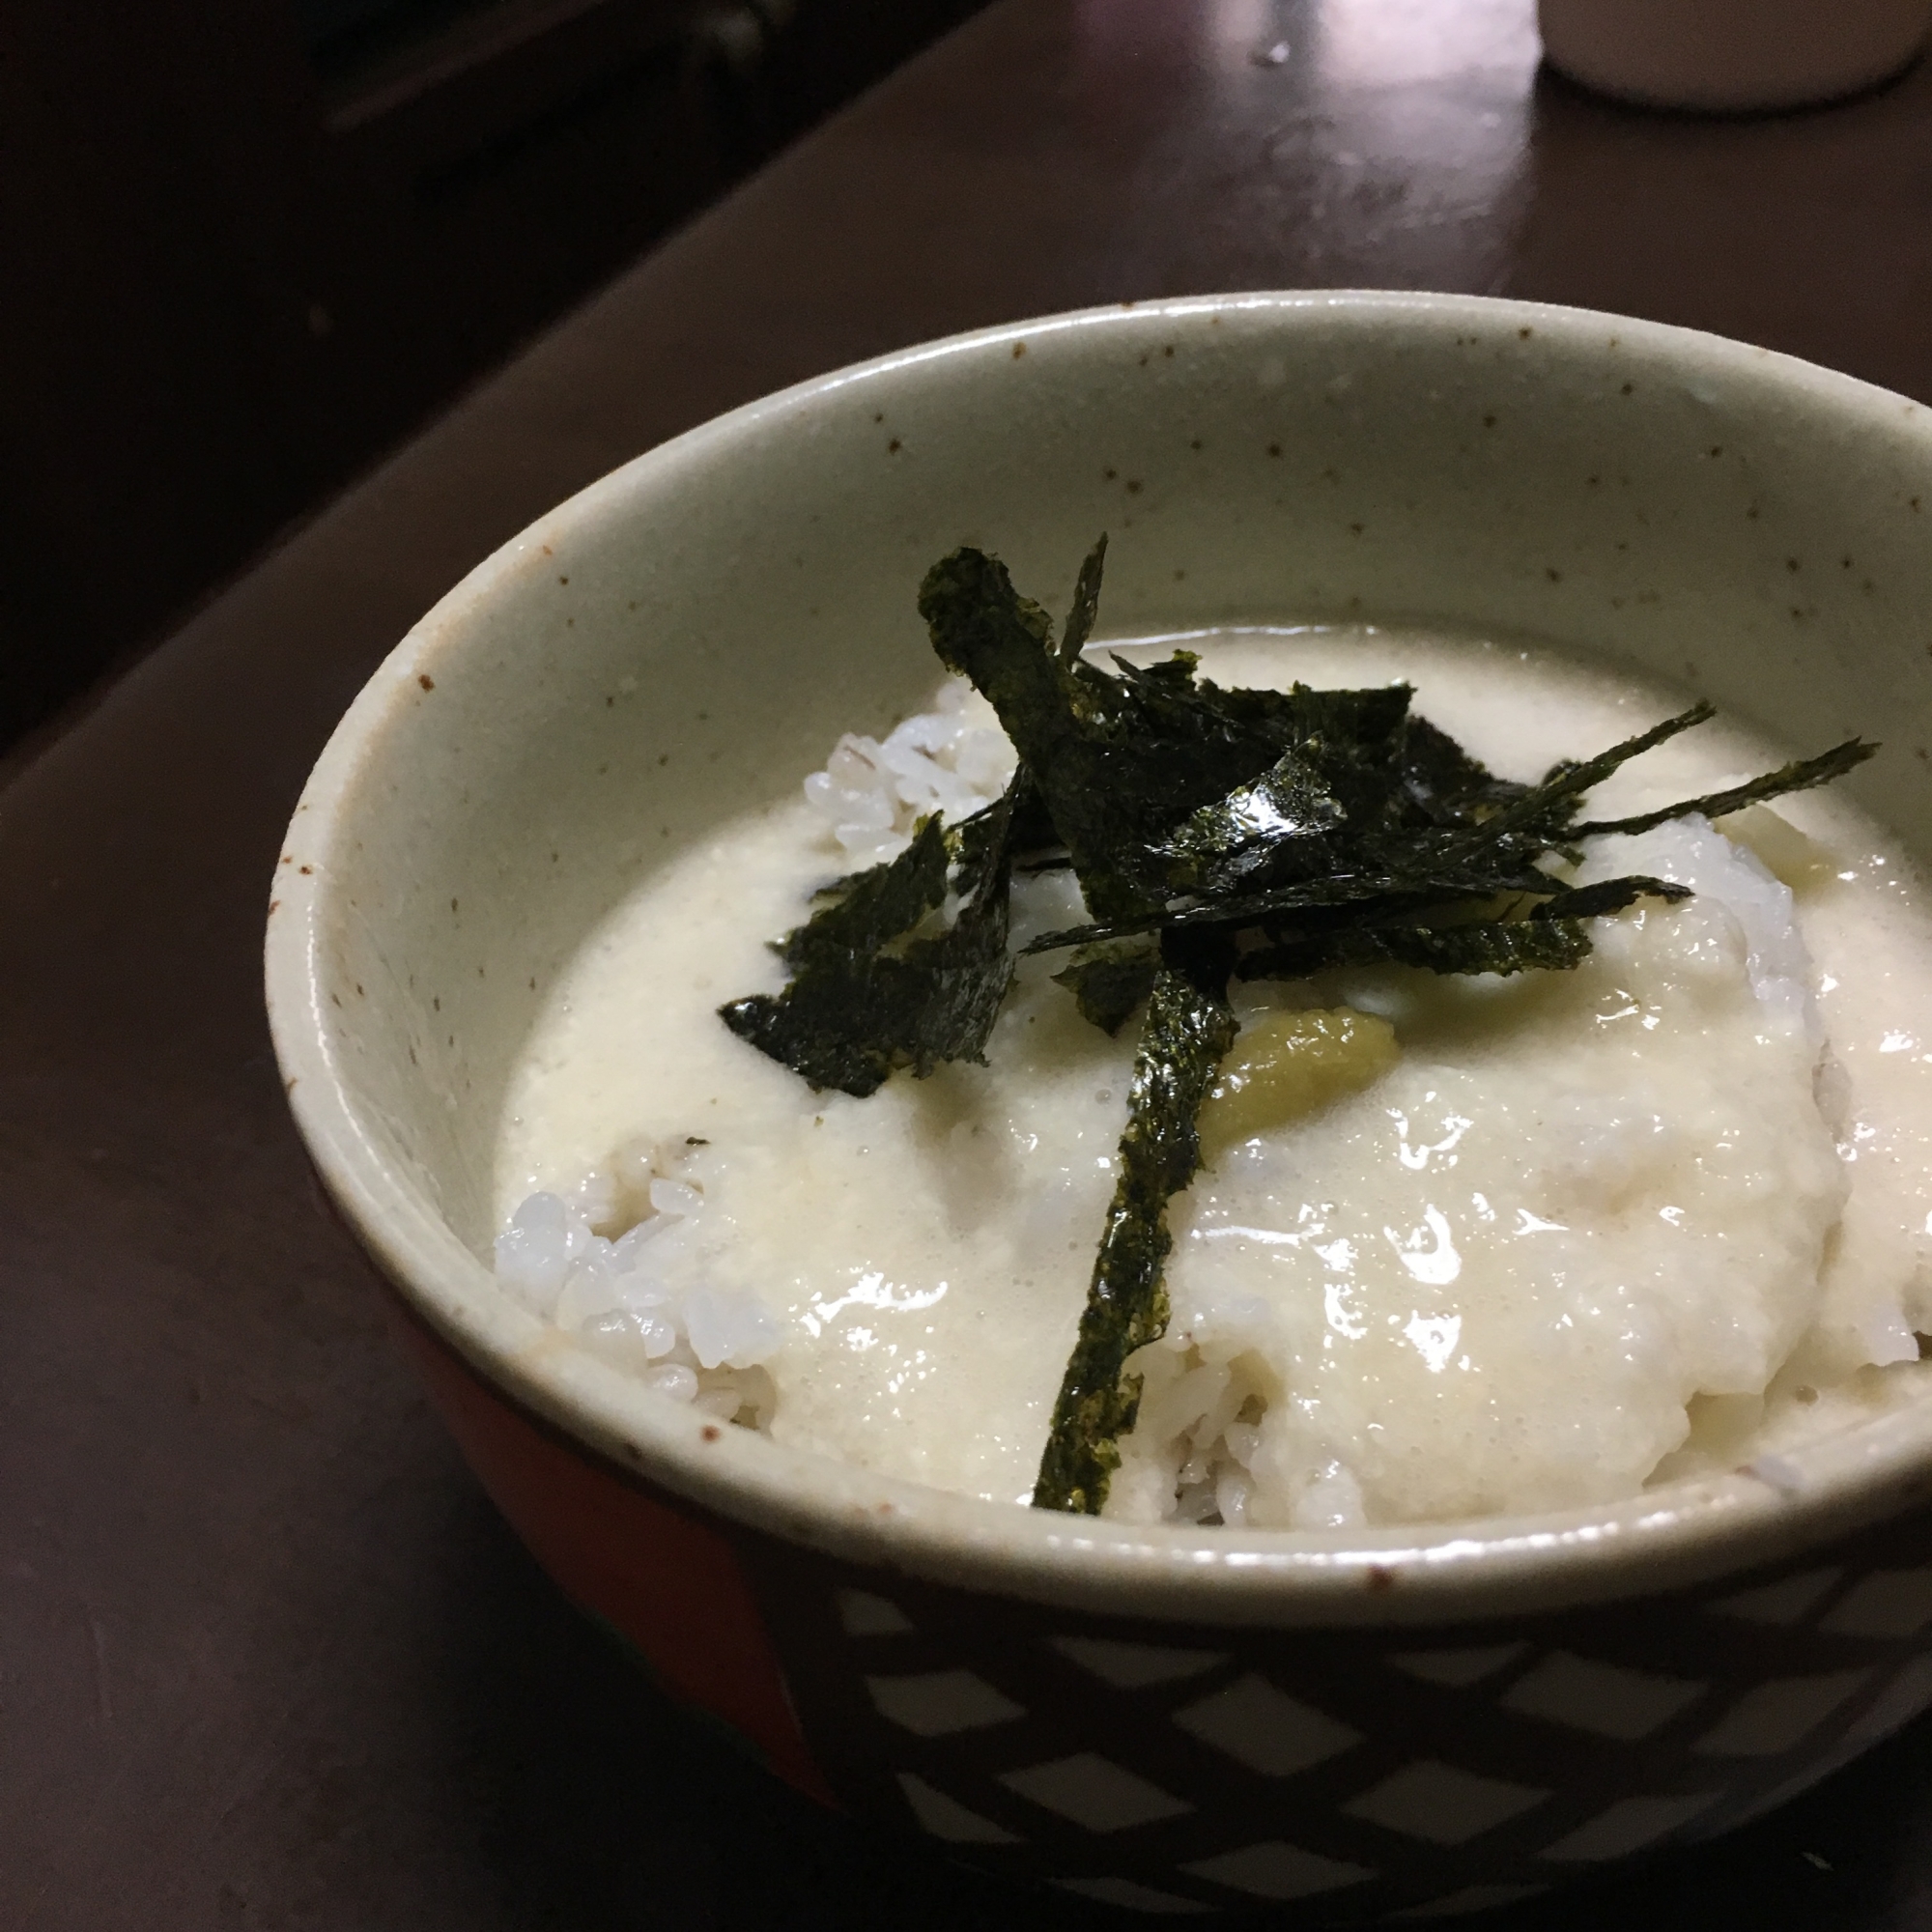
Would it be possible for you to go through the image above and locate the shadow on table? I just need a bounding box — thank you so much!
[433,1499,1932,1930]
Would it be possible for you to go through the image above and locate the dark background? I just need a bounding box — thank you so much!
[0,0,984,758]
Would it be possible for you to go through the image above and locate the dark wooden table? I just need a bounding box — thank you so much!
[9,3,1932,1924]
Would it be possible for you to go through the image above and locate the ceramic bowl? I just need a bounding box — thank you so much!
[1538,0,1932,113]
[267,292,1932,1920]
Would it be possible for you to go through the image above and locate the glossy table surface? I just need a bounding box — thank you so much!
[9,3,1932,1925]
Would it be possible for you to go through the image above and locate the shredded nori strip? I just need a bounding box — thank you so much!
[1571,737,1876,838]
[1059,534,1109,666]
[1053,940,1160,1036]
[1238,916,1596,983]
[1437,703,1718,857]
[1032,938,1238,1514]
[1527,874,1694,922]
[1021,870,1543,956]
[1228,875,1695,981]
[719,538,1878,1515]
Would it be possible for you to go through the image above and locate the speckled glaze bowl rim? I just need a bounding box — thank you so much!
[267,289,1932,1629]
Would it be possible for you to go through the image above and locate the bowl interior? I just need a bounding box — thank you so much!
[271,292,1932,1617]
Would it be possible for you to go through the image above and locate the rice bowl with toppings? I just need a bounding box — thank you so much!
[268,294,1932,1912]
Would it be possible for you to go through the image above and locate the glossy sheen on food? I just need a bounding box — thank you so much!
[1195,1008,1401,1163]
[497,631,1932,1526]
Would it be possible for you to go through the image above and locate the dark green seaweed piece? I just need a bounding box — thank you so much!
[1060,534,1109,665]
[919,548,1132,905]
[1101,665,1420,899]
[1397,714,1531,825]
[1152,747,1344,896]
[1017,867,1548,958]
[1571,738,1877,839]
[720,800,1019,1095]
[1230,877,1691,981]
[1526,874,1693,922]
[1033,938,1238,1514]
[779,815,949,968]
[920,548,1357,918]
[1238,917,1596,983]
[954,773,1061,868]
[1053,940,1159,1036]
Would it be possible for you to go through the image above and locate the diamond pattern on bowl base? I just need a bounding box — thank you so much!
[1390,1883,1550,1918]
[1715,1652,1932,1834]
[1051,1635,1226,1688]
[1001,1753,1194,1832]
[1539,1791,1722,1861]
[1386,1643,1529,1689]
[1343,1760,1549,1844]
[1705,1568,1842,1625]
[1840,1652,1932,1751]
[1501,1651,1706,1741]
[1172,1673,1362,1776]
[740,1499,1932,1920]
[1180,1838,1376,1900]
[1692,1669,1871,1756]
[867,1669,1024,1736]
[1054,1876,1213,1914]
[896,1772,1021,1843]
[838,1588,914,1635]
[1819,1568,1932,1638]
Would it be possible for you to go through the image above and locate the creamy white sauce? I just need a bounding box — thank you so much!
[496,630,1932,1525]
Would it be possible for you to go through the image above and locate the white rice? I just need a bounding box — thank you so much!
[799,681,1016,866]
[495,1136,781,1423]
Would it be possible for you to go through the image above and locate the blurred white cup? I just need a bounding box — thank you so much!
[1539,0,1932,110]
